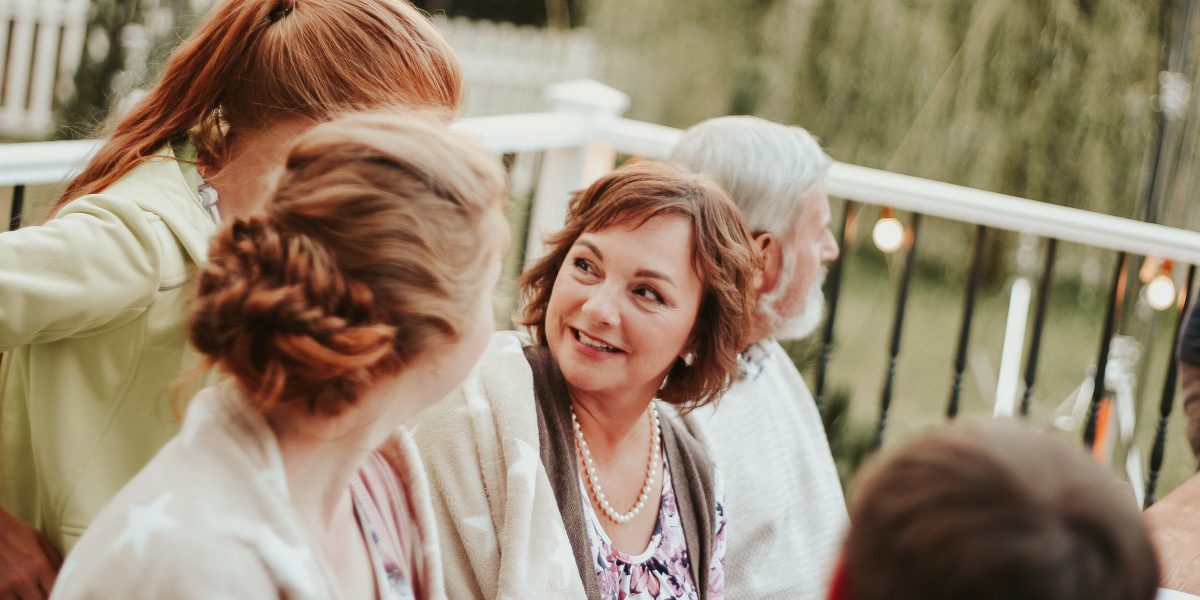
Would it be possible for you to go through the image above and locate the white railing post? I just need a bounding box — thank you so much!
[524,79,629,264]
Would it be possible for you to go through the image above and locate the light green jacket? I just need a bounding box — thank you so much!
[0,148,216,553]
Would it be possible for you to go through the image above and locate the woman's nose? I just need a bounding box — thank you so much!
[582,284,621,328]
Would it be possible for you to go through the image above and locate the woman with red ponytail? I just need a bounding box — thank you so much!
[0,1,460,596]
[52,109,508,600]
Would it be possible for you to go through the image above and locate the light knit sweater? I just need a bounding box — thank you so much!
[680,338,848,600]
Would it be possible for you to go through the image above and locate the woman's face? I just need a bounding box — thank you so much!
[423,207,509,407]
[545,214,704,403]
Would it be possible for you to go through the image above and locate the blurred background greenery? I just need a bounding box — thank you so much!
[29,0,1200,498]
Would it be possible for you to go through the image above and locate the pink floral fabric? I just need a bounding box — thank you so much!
[581,453,727,600]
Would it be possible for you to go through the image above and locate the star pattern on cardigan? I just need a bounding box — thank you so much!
[113,493,179,559]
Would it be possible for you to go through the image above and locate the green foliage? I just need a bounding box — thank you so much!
[819,385,876,490]
[588,0,1168,222]
[55,0,204,140]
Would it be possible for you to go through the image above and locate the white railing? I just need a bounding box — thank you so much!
[6,79,1200,266]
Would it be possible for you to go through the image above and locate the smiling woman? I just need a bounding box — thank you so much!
[411,160,761,600]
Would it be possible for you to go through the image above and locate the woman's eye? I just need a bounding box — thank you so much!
[573,257,595,274]
[635,286,665,304]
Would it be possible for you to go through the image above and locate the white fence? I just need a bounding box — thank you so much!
[434,16,599,117]
[0,6,600,138]
[0,0,88,138]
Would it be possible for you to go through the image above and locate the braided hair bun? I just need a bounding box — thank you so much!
[190,110,505,415]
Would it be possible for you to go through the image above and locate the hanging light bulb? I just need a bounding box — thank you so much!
[873,206,904,253]
[1144,259,1176,311]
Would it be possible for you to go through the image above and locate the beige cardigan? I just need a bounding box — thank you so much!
[410,331,719,600]
[51,381,446,599]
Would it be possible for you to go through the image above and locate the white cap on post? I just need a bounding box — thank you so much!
[544,79,630,117]
[526,80,630,264]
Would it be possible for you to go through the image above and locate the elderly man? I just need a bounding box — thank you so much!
[669,116,847,600]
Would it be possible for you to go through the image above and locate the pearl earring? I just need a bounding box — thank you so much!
[681,352,695,367]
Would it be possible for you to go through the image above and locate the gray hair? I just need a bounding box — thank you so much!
[668,116,831,236]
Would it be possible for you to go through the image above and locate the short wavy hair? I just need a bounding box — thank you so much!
[519,160,761,410]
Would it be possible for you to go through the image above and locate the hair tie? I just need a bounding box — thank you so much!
[267,0,295,23]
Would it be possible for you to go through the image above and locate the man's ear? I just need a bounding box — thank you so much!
[755,232,783,296]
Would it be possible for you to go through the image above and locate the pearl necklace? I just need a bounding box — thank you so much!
[571,402,661,524]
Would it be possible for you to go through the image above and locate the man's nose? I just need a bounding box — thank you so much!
[822,230,840,262]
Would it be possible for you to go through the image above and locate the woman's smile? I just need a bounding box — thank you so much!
[545,214,703,401]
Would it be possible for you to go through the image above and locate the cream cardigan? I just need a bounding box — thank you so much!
[410,331,719,600]
[52,381,446,599]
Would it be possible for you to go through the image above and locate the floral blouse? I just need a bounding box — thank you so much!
[580,452,727,599]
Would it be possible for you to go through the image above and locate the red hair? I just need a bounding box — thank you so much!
[54,0,461,213]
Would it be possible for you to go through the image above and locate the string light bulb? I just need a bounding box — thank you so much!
[1144,259,1176,312]
[873,206,904,253]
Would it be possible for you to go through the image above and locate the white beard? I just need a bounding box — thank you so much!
[759,258,827,341]
[772,279,825,341]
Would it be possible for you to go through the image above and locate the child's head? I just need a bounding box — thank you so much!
[832,419,1158,600]
[189,109,508,416]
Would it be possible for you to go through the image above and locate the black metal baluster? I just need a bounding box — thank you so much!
[9,185,24,231]
[814,201,853,416]
[1083,252,1128,449]
[873,212,921,450]
[1020,238,1058,417]
[947,225,987,418]
[1145,263,1196,508]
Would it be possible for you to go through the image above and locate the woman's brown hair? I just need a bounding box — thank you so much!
[519,160,760,410]
[54,0,461,213]
[189,110,505,416]
[839,420,1158,600]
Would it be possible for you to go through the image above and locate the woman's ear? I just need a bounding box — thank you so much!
[754,232,783,297]
[679,330,700,366]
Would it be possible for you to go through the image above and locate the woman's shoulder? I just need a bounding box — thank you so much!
[58,147,185,212]
[57,529,282,598]
[58,145,214,261]
[409,329,543,477]
[57,489,280,598]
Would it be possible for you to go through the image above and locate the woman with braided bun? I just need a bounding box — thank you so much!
[0,0,461,596]
[52,110,509,599]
